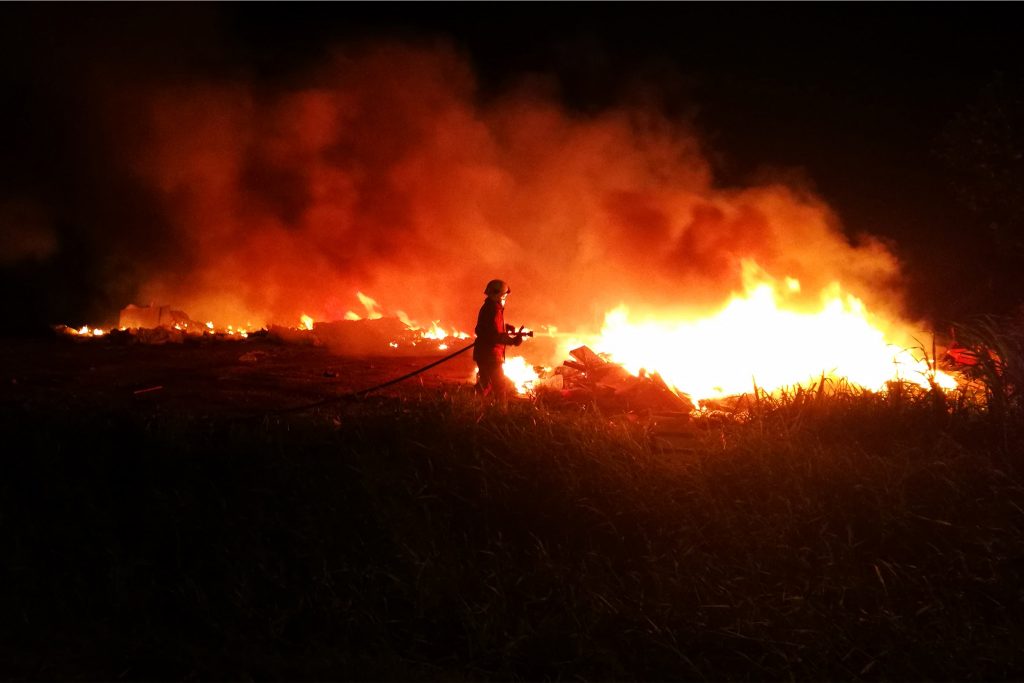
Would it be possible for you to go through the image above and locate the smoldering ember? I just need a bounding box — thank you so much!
[1,4,1023,682]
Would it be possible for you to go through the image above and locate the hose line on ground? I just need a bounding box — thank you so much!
[264,340,478,417]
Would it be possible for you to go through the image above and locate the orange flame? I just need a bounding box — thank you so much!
[571,265,956,402]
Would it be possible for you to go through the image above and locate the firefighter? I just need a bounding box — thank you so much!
[474,279,524,398]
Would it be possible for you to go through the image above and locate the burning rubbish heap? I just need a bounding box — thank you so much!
[524,339,984,422]
[53,264,986,418]
[525,345,694,414]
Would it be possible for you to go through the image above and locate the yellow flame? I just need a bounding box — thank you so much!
[68,325,105,336]
[422,321,447,340]
[356,291,383,320]
[396,310,414,328]
[588,275,956,402]
[503,356,540,395]
[300,314,314,330]
[400,315,470,345]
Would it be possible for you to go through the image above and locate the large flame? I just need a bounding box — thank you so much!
[571,263,956,402]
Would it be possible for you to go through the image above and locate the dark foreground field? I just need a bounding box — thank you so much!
[1,336,1023,681]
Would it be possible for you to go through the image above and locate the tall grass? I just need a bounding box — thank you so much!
[1,365,1022,679]
[946,314,1024,420]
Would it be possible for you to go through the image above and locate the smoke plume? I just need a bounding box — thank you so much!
[98,41,903,336]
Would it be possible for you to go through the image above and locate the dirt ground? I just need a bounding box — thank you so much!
[0,334,480,421]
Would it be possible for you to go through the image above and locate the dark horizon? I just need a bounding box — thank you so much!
[2,3,1023,334]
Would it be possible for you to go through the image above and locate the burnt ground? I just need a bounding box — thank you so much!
[0,334,480,421]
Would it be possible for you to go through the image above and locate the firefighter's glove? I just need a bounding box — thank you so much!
[505,324,516,333]
[512,336,523,347]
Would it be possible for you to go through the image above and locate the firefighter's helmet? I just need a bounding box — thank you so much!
[484,279,511,296]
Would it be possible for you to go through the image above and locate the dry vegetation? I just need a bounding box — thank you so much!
[1,323,1023,681]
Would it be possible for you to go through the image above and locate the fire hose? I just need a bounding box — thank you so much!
[349,340,479,398]
[264,329,534,417]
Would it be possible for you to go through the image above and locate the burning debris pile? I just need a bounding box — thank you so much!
[522,338,974,422]
[529,345,695,413]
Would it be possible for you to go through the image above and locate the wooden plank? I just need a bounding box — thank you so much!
[568,345,607,368]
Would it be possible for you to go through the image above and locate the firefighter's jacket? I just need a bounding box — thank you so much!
[474,298,517,364]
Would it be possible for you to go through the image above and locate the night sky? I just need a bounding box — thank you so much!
[2,3,1022,334]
